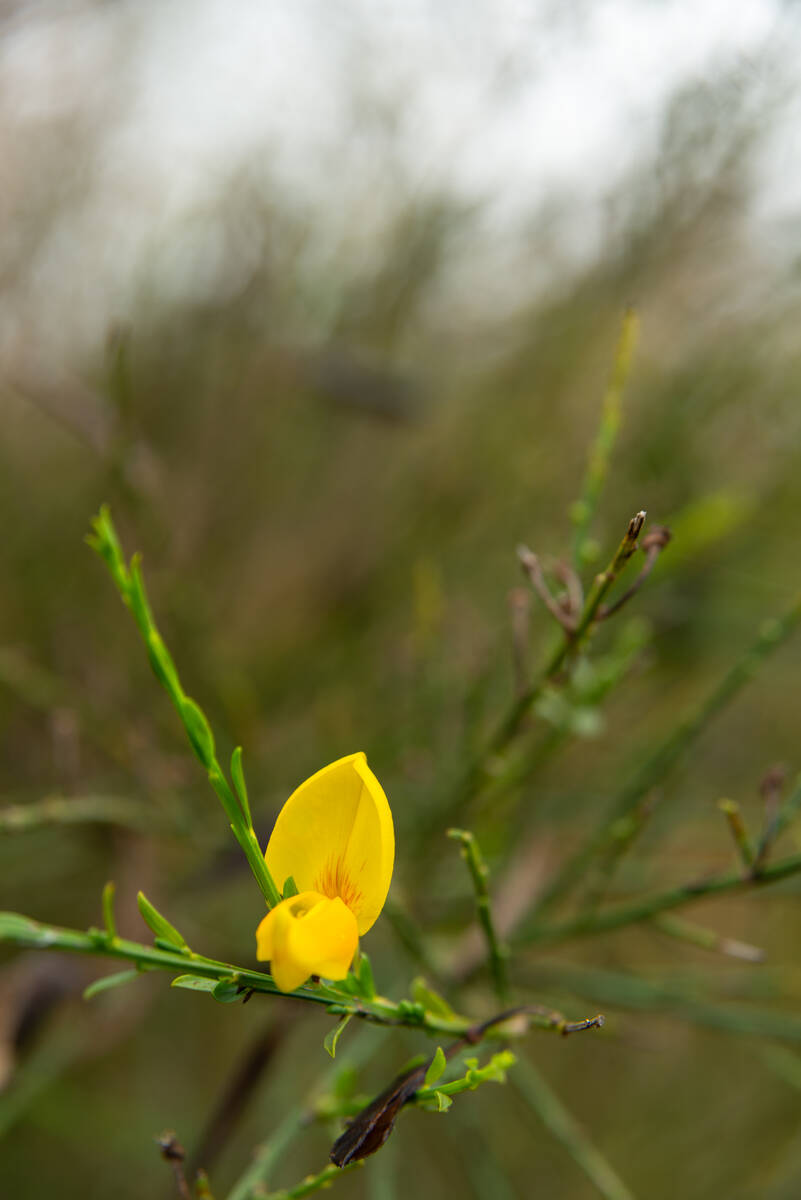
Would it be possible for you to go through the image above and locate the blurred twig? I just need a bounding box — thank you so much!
[718,799,755,869]
[651,913,764,963]
[530,595,801,918]
[522,962,801,1043]
[435,511,649,834]
[157,1132,193,1200]
[571,309,639,569]
[516,848,801,945]
[511,1056,635,1200]
[754,770,801,872]
[447,829,510,1004]
[0,794,166,836]
[225,1110,304,1200]
[191,1009,296,1178]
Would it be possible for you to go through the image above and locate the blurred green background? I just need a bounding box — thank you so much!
[2,4,801,1198]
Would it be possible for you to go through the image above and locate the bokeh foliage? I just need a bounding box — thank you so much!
[2,45,801,1200]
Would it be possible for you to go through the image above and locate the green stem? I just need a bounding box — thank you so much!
[754,771,801,869]
[225,1110,303,1200]
[447,829,510,1003]
[524,961,801,1042]
[530,595,801,918]
[87,507,282,908]
[718,799,755,868]
[0,911,593,1042]
[515,850,801,945]
[650,913,763,962]
[512,1057,635,1200]
[571,309,639,568]
[0,794,165,835]
[415,1050,516,1103]
[437,513,648,833]
[268,1162,363,1199]
[0,910,473,1035]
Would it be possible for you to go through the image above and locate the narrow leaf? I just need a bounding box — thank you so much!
[230,746,252,826]
[146,631,182,698]
[357,951,376,999]
[154,937,191,955]
[434,1090,452,1112]
[128,556,154,630]
[171,975,217,993]
[101,880,117,939]
[282,875,299,899]
[212,977,242,1003]
[324,1013,353,1059]
[0,912,58,947]
[137,891,188,949]
[424,1046,447,1089]
[83,968,140,1000]
[180,697,216,768]
[411,977,457,1019]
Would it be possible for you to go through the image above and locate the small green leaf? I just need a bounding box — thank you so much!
[396,999,426,1023]
[230,746,252,827]
[83,969,140,1000]
[0,913,57,948]
[424,1046,447,1089]
[356,951,376,1000]
[434,1090,452,1112]
[128,556,154,629]
[282,875,299,899]
[212,977,242,1003]
[137,891,188,949]
[411,977,457,1019]
[324,1013,353,1058]
[146,631,182,698]
[171,975,217,993]
[101,881,117,939]
[180,697,216,768]
[153,937,191,955]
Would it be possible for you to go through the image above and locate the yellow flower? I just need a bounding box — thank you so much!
[255,752,394,993]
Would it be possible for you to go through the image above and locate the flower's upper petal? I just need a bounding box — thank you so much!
[264,752,394,935]
[255,890,358,993]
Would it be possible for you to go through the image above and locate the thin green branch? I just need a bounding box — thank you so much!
[87,506,281,908]
[267,1162,363,1200]
[718,799,755,869]
[0,911,601,1043]
[447,829,510,1003]
[515,849,801,946]
[571,309,639,569]
[512,1056,635,1200]
[525,961,801,1043]
[225,1110,303,1200]
[530,595,801,918]
[382,896,444,984]
[754,771,801,870]
[415,1049,516,1106]
[651,913,764,963]
[436,512,648,833]
[0,793,165,835]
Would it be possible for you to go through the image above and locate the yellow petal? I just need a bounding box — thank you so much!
[264,752,394,935]
[255,891,358,992]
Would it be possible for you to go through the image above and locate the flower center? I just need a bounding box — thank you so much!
[314,854,362,914]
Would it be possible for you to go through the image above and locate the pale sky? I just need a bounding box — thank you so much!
[1,0,798,358]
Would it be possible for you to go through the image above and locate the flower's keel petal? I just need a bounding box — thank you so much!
[264,753,394,934]
[256,891,358,993]
[287,895,358,979]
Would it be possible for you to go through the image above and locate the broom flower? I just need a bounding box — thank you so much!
[256,753,394,992]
